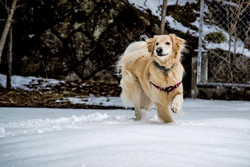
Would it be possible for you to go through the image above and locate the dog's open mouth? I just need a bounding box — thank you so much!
[157,53,168,57]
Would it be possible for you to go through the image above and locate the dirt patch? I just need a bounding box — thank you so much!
[0,81,123,109]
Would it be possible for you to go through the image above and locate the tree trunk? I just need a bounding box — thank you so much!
[7,26,13,90]
[160,0,168,35]
[0,0,18,62]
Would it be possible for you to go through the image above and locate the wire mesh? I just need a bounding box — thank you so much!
[199,0,250,85]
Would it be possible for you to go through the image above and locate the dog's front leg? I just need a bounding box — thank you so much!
[155,103,174,123]
[171,93,183,114]
[134,105,142,120]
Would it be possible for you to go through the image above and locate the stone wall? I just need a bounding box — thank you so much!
[0,0,199,97]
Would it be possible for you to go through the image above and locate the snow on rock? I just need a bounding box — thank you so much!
[0,73,64,90]
[206,40,250,57]
[129,0,198,14]
[165,15,198,36]
[129,0,199,36]
[197,22,250,57]
[0,99,250,167]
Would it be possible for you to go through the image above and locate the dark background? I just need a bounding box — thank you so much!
[0,0,203,98]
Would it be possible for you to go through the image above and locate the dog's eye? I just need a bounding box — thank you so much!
[166,42,170,45]
[156,42,159,46]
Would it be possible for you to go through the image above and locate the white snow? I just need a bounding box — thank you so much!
[129,0,198,11]
[56,95,133,108]
[197,22,250,57]
[222,0,238,7]
[165,15,198,36]
[0,99,250,167]
[205,40,250,57]
[28,34,35,39]
[0,73,64,90]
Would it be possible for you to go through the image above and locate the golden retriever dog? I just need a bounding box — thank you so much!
[116,34,185,123]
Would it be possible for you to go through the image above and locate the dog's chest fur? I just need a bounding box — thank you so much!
[125,57,183,102]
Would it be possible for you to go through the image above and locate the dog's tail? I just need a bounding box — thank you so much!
[116,41,149,76]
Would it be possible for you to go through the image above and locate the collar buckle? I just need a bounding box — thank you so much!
[166,86,172,91]
[159,87,164,91]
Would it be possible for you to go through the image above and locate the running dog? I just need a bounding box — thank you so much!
[116,34,185,123]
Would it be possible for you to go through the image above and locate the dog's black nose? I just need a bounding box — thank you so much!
[156,47,163,54]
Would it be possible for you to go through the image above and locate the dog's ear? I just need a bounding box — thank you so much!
[169,34,185,54]
[146,36,156,53]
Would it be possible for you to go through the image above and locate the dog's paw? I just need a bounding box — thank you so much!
[171,101,182,114]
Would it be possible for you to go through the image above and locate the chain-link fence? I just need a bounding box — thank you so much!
[197,0,250,87]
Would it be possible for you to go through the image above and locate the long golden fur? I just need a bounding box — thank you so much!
[116,34,185,123]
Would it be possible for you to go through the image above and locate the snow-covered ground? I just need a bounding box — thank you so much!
[1,99,250,167]
[56,95,134,108]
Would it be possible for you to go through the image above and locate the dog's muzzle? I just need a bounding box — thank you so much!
[156,47,168,56]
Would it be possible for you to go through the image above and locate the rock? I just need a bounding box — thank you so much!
[56,0,72,11]
[75,46,109,80]
[40,29,63,54]
[99,29,130,55]
[76,57,95,79]
[65,71,81,81]
[86,10,113,41]
[53,16,82,39]
[91,70,118,84]
[69,32,95,61]
[152,24,160,35]
[45,57,68,77]
[86,0,125,41]
[115,7,152,41]
[36,29,68,78]
[186,9,196,22]
[20,56,41,75]
[78,0,95,16]
[168,4,196,28]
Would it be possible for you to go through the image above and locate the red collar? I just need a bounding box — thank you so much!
[150,80,182,94]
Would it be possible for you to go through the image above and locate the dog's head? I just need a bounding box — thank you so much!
[146,34,185,65]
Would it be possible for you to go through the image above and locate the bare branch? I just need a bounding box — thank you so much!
[209,49,229,64]
[0,0,9,12]
[15,2,27,9]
